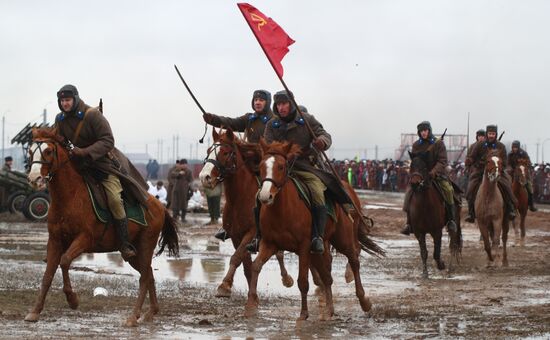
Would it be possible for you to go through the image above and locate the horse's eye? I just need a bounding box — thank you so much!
[278,165,284,171]
[44,149,52,156]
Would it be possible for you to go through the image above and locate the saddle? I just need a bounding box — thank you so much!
[432,177,463,207]
[83,173,148,226]
[289,174,337,222]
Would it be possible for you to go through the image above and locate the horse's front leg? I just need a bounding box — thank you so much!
[296,249,311,322]
[217,231,254,298]
[416,233,429,279]
[59,233,91,310]
[276,250,294,288]
[501,220,509,267]
[244,242,277,318]
[25,236,62,322]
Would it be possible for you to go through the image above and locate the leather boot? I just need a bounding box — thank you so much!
[507,200,516,220]
[246,205,261,254]
[400,213,412,235]
[445,203,458,233]
[527,191,538,212]
[310,205,327,254]
[464,201,476,223]
[214,228,229,241]
[114,217,137,261]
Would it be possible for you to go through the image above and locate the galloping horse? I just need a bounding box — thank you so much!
[511,158,529,245]
[199,129,293,297]
[245,140,384,320]
[408,152,462,278]
[25,128,179,326]
[475,151,510,267]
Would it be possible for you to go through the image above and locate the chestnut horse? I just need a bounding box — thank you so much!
[408,152,462,278]
[25,128,179,326]
[245,140,384,320]
[199,129,293,297]
[511,158,529,245]
[475,151,510,267]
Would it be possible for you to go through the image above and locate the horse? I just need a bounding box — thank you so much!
[475,151,510,267]
[407,152,462,278]
[245,140,384,321]
[25,128,179,326]
[511,158,529,245]
[199,128,294,297]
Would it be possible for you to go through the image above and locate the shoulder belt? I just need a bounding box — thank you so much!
[72,107,95,145]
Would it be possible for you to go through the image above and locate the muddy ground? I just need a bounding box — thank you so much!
[0,191,549,339]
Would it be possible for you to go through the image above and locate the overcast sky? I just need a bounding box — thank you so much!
[1,0,549,162]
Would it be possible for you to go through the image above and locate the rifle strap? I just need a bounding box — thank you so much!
[72,107,94,145]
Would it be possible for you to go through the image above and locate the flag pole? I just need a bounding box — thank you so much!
[238,7,372,228]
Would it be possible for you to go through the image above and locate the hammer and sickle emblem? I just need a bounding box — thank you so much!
[250,13,267,31]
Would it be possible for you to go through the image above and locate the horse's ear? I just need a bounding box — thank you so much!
[226,127,234,141]
[212,128,219,141]
[259,137,269,153]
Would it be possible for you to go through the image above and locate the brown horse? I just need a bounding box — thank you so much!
[245,140,384,320]
[25,128,179,326]
[408,152,462,278]
[199,129,293,297]
[475,151,509,267]
[512,158,529,245]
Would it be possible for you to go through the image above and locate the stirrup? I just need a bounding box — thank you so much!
[214,228,228,241]
[120,244,137,262]
[400,224,412,236]
[246,238,259,254]
[529,205,538,212]
[446,220,458,233]
[310,237,325,254]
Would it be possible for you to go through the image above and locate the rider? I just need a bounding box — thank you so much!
[54,84,149,261]
[401,121,458,235]
[508,140,537,212]
[247,90,335,254]
[202,90,272,241]
[464,124,517,222]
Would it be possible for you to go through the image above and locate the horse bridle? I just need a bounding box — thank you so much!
[203,142,240,182]
[29,139,72,182]
[259,152,295,190]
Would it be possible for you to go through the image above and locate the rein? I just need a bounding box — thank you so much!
[30,139,72,182]
[203,142,243,182]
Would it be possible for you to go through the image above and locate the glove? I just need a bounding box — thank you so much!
[71,146,89,158]
[203,112,214,124]
[312,138,325,151]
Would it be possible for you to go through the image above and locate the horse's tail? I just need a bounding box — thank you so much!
[156,209,180,257]
[357,217,386,257]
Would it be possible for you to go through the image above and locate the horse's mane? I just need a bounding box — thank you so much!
[235,139,262,174]
[32,127,64,144]
[263,140,302,159]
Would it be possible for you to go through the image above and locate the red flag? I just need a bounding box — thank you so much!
[237,3,295,78]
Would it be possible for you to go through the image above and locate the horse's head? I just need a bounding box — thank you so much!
[485,151,502,182]
[200,128,240,188]
[408,151,430,191]
[258,139,301,205]
[28,127,69,190]
[514,158,529,186]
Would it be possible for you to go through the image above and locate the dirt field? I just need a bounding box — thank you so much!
[0,191,549,339]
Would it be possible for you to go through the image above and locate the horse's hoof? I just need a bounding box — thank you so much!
[215,283,232,298]
[422,271,429,279]
[143,310,156,323]
[24,312,40,322]
[296,312,309,321]
[244,305,258,318]
[360,297,372,312]
[125,315,138,327]
[282,274,294,288]
[437,261,446,271]
[67,293,79,310]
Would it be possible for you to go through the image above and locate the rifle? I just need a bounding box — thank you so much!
[498,131,505,141]
[441,128,448,141]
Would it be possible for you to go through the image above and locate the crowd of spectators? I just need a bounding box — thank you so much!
[332,158,550,203]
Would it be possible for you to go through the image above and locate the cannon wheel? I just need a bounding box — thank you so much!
[7,190,28,213]
[22,191,50,221]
